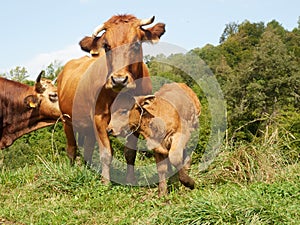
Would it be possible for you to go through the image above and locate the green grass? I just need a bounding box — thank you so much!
[0,153,299,224]
[0,125,299,224]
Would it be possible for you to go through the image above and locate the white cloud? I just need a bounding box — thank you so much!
[0,42,187,80]
[23,44,85,80]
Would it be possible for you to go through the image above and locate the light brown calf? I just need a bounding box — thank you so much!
[108,82,201,195]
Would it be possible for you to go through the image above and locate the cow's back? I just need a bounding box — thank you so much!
[57,54,110,131]
[57,56,106,116]
[155,83,201,128]
[57,55,100,117]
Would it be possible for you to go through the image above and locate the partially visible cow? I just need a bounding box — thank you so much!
[57,14,165,183]
[0,71,61,149]
[107,83,201,196]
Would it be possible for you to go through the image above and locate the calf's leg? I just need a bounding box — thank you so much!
[154,152,169,196]
[124,134,137,184]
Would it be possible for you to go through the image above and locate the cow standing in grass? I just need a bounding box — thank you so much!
[57,14,165,183]
[108,83,201,195]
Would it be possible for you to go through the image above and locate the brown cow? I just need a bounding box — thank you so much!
[57,14,165,184]
[107,83,201,196]
[0,71,61,149]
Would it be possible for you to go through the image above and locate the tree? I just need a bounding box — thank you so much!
[5,66,29,82]
[220,22,239,43]
[45,60,63,79]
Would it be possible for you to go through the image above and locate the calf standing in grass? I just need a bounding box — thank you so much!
[108,83,201,196]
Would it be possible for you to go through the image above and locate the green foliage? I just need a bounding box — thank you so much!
[0,123,66,170]
[193,19,300,143]
[45,60,63,80]
[1,66,29,82]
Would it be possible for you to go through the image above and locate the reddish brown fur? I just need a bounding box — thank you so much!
[0,75,61,149]
[105,14,137,25]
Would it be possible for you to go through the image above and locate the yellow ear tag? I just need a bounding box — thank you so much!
[90,50,99,55]
[29,101,37,108]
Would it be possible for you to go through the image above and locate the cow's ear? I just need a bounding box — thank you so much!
[142,23,166,43]
[24,95,40,109]
[79,36,101,55]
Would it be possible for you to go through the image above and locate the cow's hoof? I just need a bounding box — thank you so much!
[101,177,111,185]
[126,176,137,185]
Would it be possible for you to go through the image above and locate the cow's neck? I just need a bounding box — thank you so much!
[0,106,55,148]
[0,82,55,148]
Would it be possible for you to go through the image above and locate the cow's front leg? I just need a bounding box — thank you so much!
[63,122,77,165]
[124,134,138,184]
[95,115,113,184]
[83,135,96,166]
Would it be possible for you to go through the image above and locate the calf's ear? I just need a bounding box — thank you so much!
[134,95,156,115]
[134,95,155,107]
[24,95,40,109]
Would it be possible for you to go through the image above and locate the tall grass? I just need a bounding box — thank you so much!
[0,123,299,224]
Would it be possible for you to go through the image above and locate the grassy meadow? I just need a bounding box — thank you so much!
[1,18,300,224]
[0,125,299,224]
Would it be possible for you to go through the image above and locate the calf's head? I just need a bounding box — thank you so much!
[79,14,165,92]
[108,95,157,137]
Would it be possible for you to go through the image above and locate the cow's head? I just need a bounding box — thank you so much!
[79,15,165,92]
[24,71,61,119]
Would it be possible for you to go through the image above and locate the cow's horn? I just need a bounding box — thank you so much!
[92,23,105,37]
[51,77,57,85]
[36,70,45,83]
[139,16,155,26]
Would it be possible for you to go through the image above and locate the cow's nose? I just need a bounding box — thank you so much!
[49,92,58,102]
[106,127,113,135]
[111,75,128,86]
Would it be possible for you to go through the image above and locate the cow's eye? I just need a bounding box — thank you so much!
[132,42,141,51]
[120,109,128,115]
[103,43,111,52]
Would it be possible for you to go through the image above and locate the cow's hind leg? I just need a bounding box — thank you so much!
[168,133,195,190]
[63,123,77,165]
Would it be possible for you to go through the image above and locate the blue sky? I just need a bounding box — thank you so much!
[0,0,299,79]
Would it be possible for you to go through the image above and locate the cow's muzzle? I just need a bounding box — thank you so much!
[111,75,128,87]
[106,72,136,92]
[49,92,58,102]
